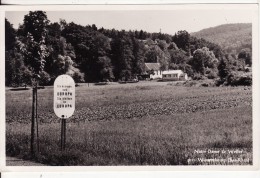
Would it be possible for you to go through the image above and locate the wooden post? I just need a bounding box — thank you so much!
[64,119,66,150]
[61,116,66,151]
[30,87,36,156]
[61,118,64,151]
[36,83,40,153]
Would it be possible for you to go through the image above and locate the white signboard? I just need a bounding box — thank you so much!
[54,75,75,119]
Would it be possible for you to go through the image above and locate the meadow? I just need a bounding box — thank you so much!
[6,81,252,165]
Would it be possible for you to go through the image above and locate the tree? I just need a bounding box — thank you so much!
[38,71,51,86]
[168,48,188,66]
[18,11,50,42]
[168,42,178,50]
[5,19,16,51]
[238,48,252,66]
[145,44,170,71]
[62,22,111,82]
[91,24,98,31]
[45,22,78,83]
[218,53,251,86]
[66,66,85,83]
[5,50,33,87]
[5,19,19,86]
[145,47,158,63]
[17,11,50,156]
[111,35,134,81]
[85,33,112,82]
[18,33,49,74]
[189,47,218,78]
[172,30,191,55]
[132,38,146,75]
[218,55,232,81]
[157,40,168,51]
[97,56,114,81]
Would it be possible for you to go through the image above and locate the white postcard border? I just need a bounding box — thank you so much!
[0,3,259,172]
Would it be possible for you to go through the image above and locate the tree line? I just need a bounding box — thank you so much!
[5,11,252,87]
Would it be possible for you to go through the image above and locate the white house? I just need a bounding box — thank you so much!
[143,63,188,81]
[162,70,188,81]
[144,63,162,79]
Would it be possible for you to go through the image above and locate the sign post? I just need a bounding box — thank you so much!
[54,75,75,151]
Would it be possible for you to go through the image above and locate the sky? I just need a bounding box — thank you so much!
[5,7,254,35]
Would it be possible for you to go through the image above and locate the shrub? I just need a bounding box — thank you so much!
[206,70,218,79]
[183,81,199,87]
[192,73,206,80]
[200,81,216,87]
[227,72,252,86]
[72,71,85,83]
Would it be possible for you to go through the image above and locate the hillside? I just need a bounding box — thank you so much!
[191,23,252,54]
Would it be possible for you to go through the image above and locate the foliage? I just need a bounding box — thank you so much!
[238,48,252,66]
[111,35,134,81]
[5,13,251,86]
[17,11,49,80]
[5,36,34,87]
[62,22,112,82]
[189,47,218,78]
[190,36,223,59]
[39,71,51,86]
[5,18,16,51]
[217,53,249,86]
[218,56,231,81]
[226,72,252,86]
[172,30,191,55]
[132,38,146,75]
[18,11,50,42]
[97,56,114,81]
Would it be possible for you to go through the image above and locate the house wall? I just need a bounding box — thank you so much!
[180,74,188,80]
[150,70,162,79]
[162,71,188,81]
[162,73,179,81]
[146,69,188,80]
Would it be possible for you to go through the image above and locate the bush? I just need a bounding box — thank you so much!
[183,81,199,87]
[227,72,252,86]
[215,78,225,86]
[192,73,206,80]
[201,80,216,87]
[72,71,85,83]
[206,70,218,79]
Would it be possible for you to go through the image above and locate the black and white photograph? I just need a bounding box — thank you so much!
[1,4,259,168]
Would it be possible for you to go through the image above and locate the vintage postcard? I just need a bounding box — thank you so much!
[0,3,259,171]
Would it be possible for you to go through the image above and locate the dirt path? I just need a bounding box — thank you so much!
[6,156,46,166]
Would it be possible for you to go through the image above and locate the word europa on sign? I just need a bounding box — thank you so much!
[56,104,73,108]
[56,86,73,106]
[57,92,73,96]
[54,75,75,119]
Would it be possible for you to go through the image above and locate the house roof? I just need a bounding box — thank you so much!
[144,63,161,71]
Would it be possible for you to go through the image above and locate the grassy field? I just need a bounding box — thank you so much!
[6,81,252,165]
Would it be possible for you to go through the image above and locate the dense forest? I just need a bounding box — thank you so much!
[5,11,252,87]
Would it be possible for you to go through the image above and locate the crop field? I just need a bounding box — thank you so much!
[6,81,252,165]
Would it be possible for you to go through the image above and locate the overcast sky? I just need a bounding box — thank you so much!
[5,7,254,35]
